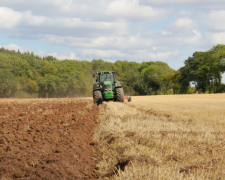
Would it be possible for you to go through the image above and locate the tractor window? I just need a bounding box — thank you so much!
[99,74,107,83]
[99,73,115,88]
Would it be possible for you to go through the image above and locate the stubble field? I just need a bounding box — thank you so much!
[94,94,225,179]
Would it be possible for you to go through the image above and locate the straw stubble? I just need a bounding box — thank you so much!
[93,94,225,179]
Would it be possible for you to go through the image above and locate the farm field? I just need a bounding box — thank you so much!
[0,98,99,180]
[94,94,225,179]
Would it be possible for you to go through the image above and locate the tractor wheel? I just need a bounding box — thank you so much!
[115,88,124,102]
[93,90,103,105]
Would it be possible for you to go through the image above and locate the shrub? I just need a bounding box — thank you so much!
[132,90,139,96]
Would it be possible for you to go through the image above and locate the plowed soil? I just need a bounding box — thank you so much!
[0,99,99,180]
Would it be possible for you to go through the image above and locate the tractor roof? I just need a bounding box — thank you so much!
[98,71,115,73]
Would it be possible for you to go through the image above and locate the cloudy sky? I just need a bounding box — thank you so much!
[0,0,225,70]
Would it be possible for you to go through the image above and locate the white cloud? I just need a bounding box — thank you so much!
[205,10,225,31]
[0,7,22,29]
[161,31,172,35]
[0,0,169,22]
[178,30,203,46]
[105,0,168,21]
[33,50,79,60]
[78,48,179,62]
[1,43,27,52]
[140,0,225,10]
[157,30,204,47]
[164,18,197,34]
[41,35,155,50]
[173,18,194,28]
[0,7,130,38]
[208,32,225,44]
[47,51,79,60]
[23,11,47,26]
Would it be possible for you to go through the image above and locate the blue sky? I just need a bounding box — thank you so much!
[0,0,225,74]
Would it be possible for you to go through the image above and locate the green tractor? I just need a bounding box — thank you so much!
[93,70,124,105]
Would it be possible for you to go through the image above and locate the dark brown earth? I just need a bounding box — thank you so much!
[0,99,99,180]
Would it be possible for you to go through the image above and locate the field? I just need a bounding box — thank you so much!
[0,99,99,180]
[94,94,225,179]
[1,94,225,179]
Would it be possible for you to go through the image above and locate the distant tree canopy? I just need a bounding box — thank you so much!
[179,44,225,93]
[0,44,225,98]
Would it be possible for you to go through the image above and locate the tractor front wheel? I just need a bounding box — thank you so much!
[115,88,124,102]
[93,90,103,105]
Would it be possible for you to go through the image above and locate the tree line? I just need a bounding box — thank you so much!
[0,44,225,98]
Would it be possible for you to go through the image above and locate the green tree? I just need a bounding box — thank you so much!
[181,51,220,93]
[37,74,58,98]
[18,76,39,95]
[209,44,225,92]
[92,59,114,72]
[141,63,173,94]
[0,69,18,97]
[57,60,81,97]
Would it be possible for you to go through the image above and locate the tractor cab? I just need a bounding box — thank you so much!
[98,71,115,88]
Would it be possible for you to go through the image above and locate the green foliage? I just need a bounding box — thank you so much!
[37,74,58,98]
[1,44,225,98]
[92,59,114,72]
[132,90,139,96]
[141,63,173,95]
[219,84,225,93]
[0,69,19,97]
[18,76,39,94]
[179,45,225,93]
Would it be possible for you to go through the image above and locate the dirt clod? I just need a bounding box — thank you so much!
[90,141,99,146]
[0,136,7,145]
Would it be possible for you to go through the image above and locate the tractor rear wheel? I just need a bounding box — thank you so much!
[115,88,124,102]
[93,90,103,105]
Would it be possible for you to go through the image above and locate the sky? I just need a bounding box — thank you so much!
[0,0,225,71]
